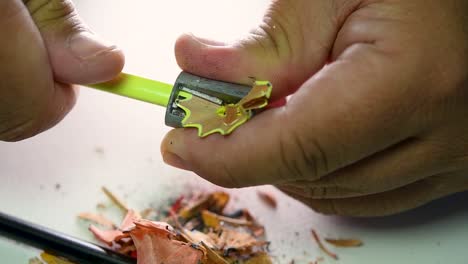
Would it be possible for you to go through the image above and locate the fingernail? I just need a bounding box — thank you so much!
[185,32,225,47]
[186,32,202,43]
[162,151,190,171]
[69,32,117,60]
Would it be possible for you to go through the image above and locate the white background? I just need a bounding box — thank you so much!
[0,0,467,263]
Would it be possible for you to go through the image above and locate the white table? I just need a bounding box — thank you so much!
[1,1,467,263]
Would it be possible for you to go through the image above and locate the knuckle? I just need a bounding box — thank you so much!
[275,111,331,182]
[277,129,302,181]
[290,130,330,181]
[25,0,80,30]
[274,113,309,181]
[258,19,290,60]
[243,3,296,62]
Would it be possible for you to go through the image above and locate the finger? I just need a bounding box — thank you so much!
[161,107,294,187]
[162,41,426,188]
[282,41,432,182]
[174,0,339,101]
[162,0,346,187]
[0,0,76,141]
[279,137,458,199]
[281,172,468,217]
[25,0,125,84]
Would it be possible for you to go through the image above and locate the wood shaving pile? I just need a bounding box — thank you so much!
[29,187,364,264]
[83,189,272,264]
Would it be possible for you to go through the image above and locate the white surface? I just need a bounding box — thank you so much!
[1,0,468,263]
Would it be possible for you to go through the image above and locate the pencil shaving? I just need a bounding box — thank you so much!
[77,212,116,228]
[83,190,272,264]
[311,229,338,260]
[325,238,363,247]
[256,191,277,209]
[102,186,129,213]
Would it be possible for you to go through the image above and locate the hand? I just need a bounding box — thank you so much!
[161,0,468,217]
[0,0,124,141]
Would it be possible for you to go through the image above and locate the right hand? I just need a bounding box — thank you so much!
[0,0,124,141]
[162,0,468,216]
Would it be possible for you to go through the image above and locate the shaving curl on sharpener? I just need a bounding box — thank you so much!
[88,72,272,137]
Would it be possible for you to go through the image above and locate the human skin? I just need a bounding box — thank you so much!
[161,0,468,216]
[0,0,124,141]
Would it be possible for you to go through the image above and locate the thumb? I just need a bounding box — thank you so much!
[26,0,125,84]
[161,108,301,188]
[162,0,341,186]
[174,0,337,101]
[175,33,295,102]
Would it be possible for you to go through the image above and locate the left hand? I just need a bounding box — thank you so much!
[0,0,124,141]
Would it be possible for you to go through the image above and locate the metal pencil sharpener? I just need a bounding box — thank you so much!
[165,72,252,128]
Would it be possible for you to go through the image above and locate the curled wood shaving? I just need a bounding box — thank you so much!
[201,210,253,229]
[311,229,338,260]
[251,226,265,237]
[201,210,221,229]
[120,209,141,231]
[129,220,203,264]
[177,80,272,137]
[89,225,125,246]
[178,192,229,219]
[169,210,224,263]
[184,229,216,248]
[102,186,129,213]
[77,212,116,228]
[257,191,277,209]
[81,191,270,263]
[182,217,202,231]
[200,241,230,264]
[211,228,267,250]
[171,211,228,263]
[325,238,363,247]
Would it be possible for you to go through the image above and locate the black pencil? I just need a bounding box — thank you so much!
[0,211,136,264]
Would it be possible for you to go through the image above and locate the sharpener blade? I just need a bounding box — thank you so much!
[165,72,251,128]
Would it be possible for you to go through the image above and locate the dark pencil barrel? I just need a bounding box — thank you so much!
[0,211,136,264]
